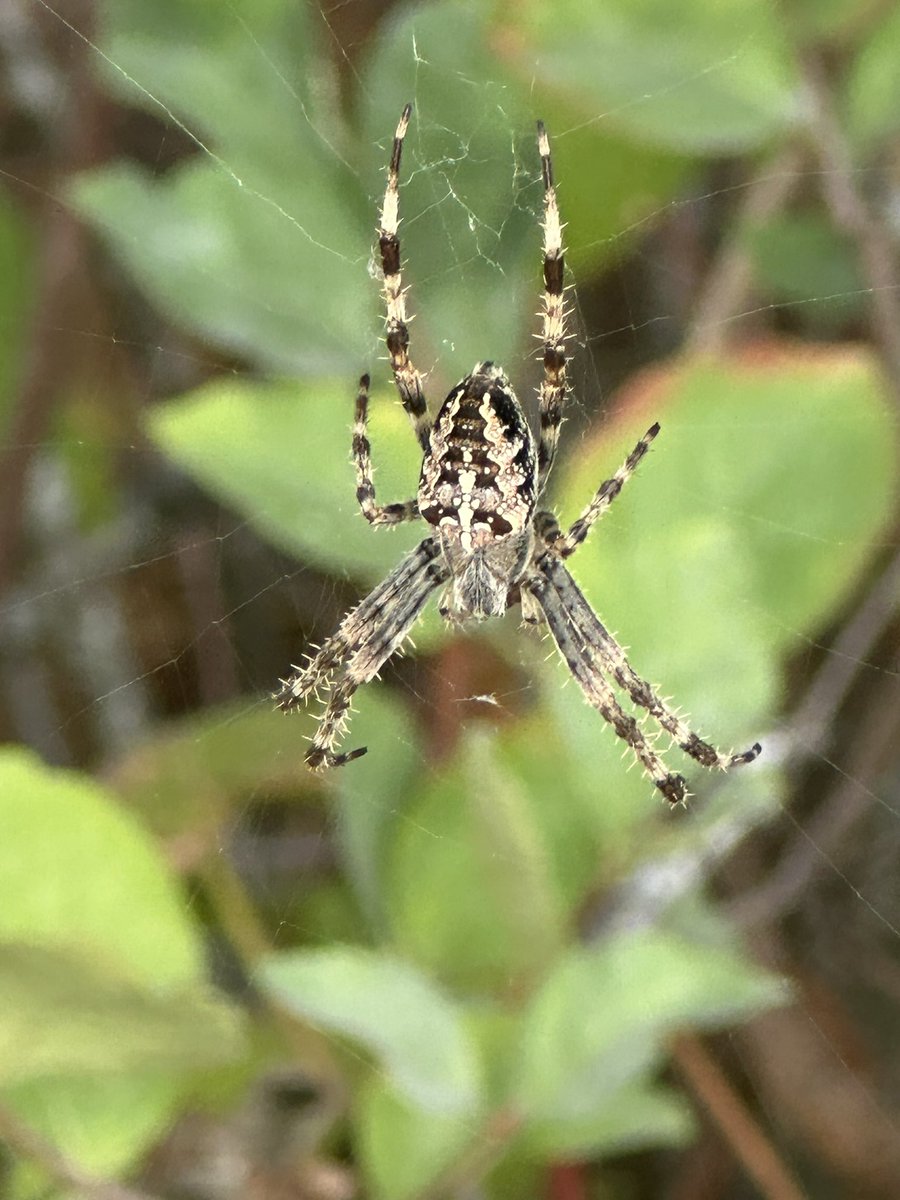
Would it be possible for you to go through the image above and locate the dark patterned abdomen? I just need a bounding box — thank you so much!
[417,362,537,551]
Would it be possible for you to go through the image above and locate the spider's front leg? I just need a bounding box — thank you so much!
[533,424,661,559]
[352,374,420,526]
[379,104,432,452]
[535,120,568,494]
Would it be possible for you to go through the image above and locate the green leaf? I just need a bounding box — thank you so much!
[512,0,797,153]
[523,1083,693,1157]
[110,701,313,835]
[72,0,368,373]
[748,214,864,331]
[386,732,575,990]
[548,346,895,813]
[5,1074,189,1178]
[846,5,900,146]
[0,747,201,984]
[0,943,240,1086]
[512,930,785,1123]
[357,1078,472,1200]
[333,690,423,932]
[260,947,483,1114]
[146,377,423,577]
[0,748,241,1172]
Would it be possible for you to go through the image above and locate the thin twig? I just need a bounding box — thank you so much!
[800,50,900,405]
[0,0,107,596]
[687,145,805,354]
[671,1034,808,1200]
[731,650,900,928]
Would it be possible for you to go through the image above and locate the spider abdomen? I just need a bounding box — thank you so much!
[417,361,537,550]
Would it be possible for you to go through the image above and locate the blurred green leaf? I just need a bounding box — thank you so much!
[0,747,201,983]
[512,0,798,153]
[549,346,894,812]
[73,0,368,373]
[522,1083,693,1157]
[5,1073,190,1179]
[846,5,900,146]
[260,947,483,1113]
[111,701,311,835]
[358,1078,472,1200]
[333,689,423,932]
[0,747,240,1172]
[512,930,785,1123]
[0,943,240,1086]
[789,0,877,39]
[147,377,422,576]
[748,214,864,331]
[386,731,580,990]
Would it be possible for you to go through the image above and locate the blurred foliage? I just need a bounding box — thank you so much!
[0,749,243,1172]
[4,0,900,1196]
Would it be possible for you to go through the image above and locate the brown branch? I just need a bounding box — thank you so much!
[687,145,805,354]
[0,0,108,595]
[671,1034,808,1200]
[0,1101,156,1200]
[800,50,900,406]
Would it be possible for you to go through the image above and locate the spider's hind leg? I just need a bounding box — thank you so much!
[520,586,543,628]
[534,555,762,789]
[275,538,441,710]
[277,537,447,770]
[305,677,369,771]
[525,570,691,804]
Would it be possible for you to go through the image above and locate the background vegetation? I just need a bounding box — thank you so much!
[2,0,900,1197]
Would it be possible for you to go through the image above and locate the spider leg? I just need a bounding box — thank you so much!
[536,555,762,780]
[302,550,449,770]
[352,374,420,525]
[536,120,568,494]
[275,538,441,708]
[524,566,688,804]
[379,103,431,452]
[556,423,660,557]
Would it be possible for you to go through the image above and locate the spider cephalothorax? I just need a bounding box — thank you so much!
[275,105,761,804]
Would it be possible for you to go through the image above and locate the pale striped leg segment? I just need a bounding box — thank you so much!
[533,555,761,795]
[302,546,448,770]
[379,103,431,452]
[353,374,419,525]
[526,566,688,804]
[536,120,568,492]
[275,539,441,709]
[558,423,660,556]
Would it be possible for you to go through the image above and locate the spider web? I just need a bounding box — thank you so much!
[3,0,900,1194]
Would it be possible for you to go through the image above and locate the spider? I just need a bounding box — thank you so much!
[275,105,761,805]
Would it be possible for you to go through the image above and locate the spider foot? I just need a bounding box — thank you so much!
[656,773,689,806]
[729,742,762,768]
[305,745,368,771]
